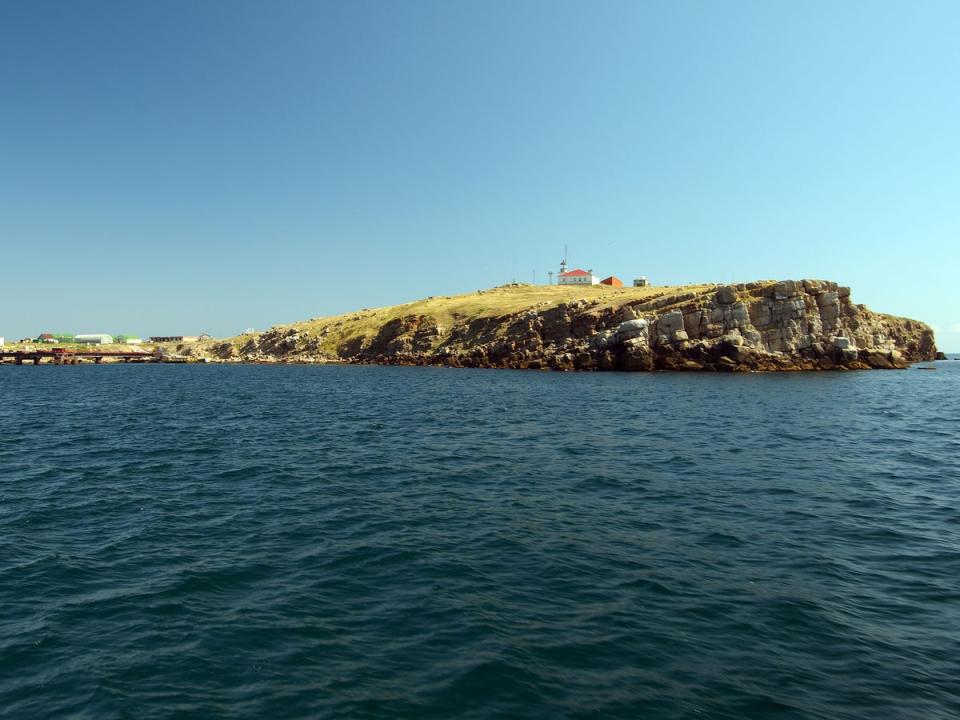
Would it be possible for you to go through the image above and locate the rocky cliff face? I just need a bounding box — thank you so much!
[197,280,937,371]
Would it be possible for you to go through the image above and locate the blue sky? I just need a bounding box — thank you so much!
[2,1,958,349]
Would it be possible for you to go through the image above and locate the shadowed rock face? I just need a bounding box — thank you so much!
[216,280,939,371]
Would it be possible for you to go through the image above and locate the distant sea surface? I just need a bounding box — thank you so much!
[2,359,959,719]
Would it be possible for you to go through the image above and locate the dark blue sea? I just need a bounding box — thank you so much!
[2,360,959,719]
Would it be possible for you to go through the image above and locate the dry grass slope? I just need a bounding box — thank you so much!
[245,281,736,357]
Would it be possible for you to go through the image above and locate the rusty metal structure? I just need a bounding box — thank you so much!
[0,347,162,365]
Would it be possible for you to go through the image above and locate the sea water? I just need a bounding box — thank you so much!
[1,361,959,719]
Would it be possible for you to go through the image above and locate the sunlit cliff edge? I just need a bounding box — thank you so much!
[184,280,938,371]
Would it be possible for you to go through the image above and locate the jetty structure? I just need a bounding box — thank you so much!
[0,348,161,365]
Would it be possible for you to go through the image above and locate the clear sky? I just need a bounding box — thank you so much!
[2,1,958,349]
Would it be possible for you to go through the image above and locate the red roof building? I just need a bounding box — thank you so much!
[600,276,623,287]
[558,268,600,285]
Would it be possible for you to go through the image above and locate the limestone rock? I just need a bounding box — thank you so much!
[616,319,648,342]
[224,278,939,372]
[620,339,655,371]
[775,280,799,299]
[716,286,736,305]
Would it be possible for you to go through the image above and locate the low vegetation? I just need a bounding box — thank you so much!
[240,282,725,357]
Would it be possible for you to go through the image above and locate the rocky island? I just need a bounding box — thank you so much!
[178,279,937,372]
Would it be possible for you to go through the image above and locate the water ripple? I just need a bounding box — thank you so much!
[1,363,959,719]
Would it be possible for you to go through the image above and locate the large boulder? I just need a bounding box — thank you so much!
[816,290,839,307]
[616,319,648,342]
[716,286,736,305]
[655,310,686,344]
[774,280,799,299]
[619,339,655,371]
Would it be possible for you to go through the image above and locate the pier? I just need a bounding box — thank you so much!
[0,348,163,365]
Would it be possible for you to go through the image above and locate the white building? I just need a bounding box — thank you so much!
[633,277,649,287]
[558,268,600,285]
[74,334,114,345]
[149,336,198,343]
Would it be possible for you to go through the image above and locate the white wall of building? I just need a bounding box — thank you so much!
[74,334,113,344]
[558,273,600,286]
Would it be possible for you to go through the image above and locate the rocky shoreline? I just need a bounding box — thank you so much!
[178,279,938,372]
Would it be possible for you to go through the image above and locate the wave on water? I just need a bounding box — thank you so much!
[1,363,959,719]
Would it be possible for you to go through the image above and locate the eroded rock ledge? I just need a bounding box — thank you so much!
[194,280,937,371]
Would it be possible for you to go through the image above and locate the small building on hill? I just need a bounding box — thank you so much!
[600,276,623,287]
[558,269,600,286]
[149,336,199,343]
[633,277,649,287]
